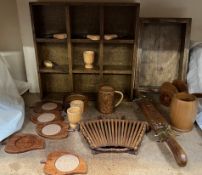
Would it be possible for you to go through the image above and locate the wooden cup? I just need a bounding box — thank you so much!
[97,85,124,114]
[70,100,84,113]
[67,106,82,129]
[83,51,95,69]
[170,92,198,132]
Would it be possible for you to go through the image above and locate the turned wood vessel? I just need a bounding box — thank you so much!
[172,80,188,92]
[170,92,198,132]
[63,94,88,112]
[159,82,178,106]
[97,85,123,114]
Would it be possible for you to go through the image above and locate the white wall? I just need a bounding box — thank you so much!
[16,0,202,92]
[0,0,26,81]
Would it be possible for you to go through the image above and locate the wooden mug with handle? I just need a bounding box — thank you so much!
[97,85,124,114]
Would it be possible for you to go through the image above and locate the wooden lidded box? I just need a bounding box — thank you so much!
[135,18,191,93]
[30,2,140,100]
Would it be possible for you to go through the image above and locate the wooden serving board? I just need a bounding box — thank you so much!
[30,110,63,124]
[44,151,87,175]
[36,121,69,139]
[33,101,63,113]
[4,133,45,153]
[135,18,191,92]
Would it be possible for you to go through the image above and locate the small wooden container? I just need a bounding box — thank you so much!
[159,82,178,106]
[97,85,123,114]
[170,92,198,132]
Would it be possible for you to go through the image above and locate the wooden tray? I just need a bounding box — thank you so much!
[30,111,63,124]
[44,151,87,175]
[36,121,69,139]
[33,101,63,113]
[4,133,45,153]
[135,18,191,92]
[80,119,148,153]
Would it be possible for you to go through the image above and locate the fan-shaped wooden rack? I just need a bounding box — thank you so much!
[80,119,148,153]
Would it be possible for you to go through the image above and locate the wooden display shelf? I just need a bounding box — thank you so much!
[103,65,132,74]
[36,38,67,43]
[39,65,69,74]
[30,2,140,100]
[73,65,100,74]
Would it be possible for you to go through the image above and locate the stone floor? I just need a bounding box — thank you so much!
[0,93,202,175]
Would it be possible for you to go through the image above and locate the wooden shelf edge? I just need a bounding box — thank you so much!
[36,38,67,43]
[71,39,100,43]
[103,66,132,75]
[103,39,134,44]
[72,66,100,74]
[39,66,69,74]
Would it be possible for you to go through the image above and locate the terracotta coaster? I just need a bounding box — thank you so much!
[33,101,62,113]
[4,133,45,153]
[30,111,63,124]
[44,151,87,175]
[36,121,68,139]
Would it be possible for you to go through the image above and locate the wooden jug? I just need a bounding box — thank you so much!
[97,85,124,114]
[170,92,197,132]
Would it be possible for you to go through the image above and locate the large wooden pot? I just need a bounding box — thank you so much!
[170,92,198,132]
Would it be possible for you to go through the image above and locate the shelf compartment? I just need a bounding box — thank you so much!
[39,65,69,74]
[37,43,68,67]
[73,74,100,93]
[70,5,100,39]
[31,5,67,38]
[41,73,71,94]
[103,43,133,68]
[103,74,131,96]
[104,5,138,39]
[72,43,99,69]
[73,65,99,74]
[136,18,191,91]
[36,38,67,43]
[103,65,132,74]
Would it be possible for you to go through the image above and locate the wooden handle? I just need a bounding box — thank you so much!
[114,91,124,107]
[165,135,187,167]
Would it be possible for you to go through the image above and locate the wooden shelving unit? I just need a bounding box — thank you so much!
[30,2,140,100]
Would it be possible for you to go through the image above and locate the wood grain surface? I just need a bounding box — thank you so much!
[4,133,45,154]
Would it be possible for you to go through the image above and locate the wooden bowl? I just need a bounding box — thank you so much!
[63,94,88,112]
[172,79,188,92]
[159,82,178,106]
[170,92,198,132]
